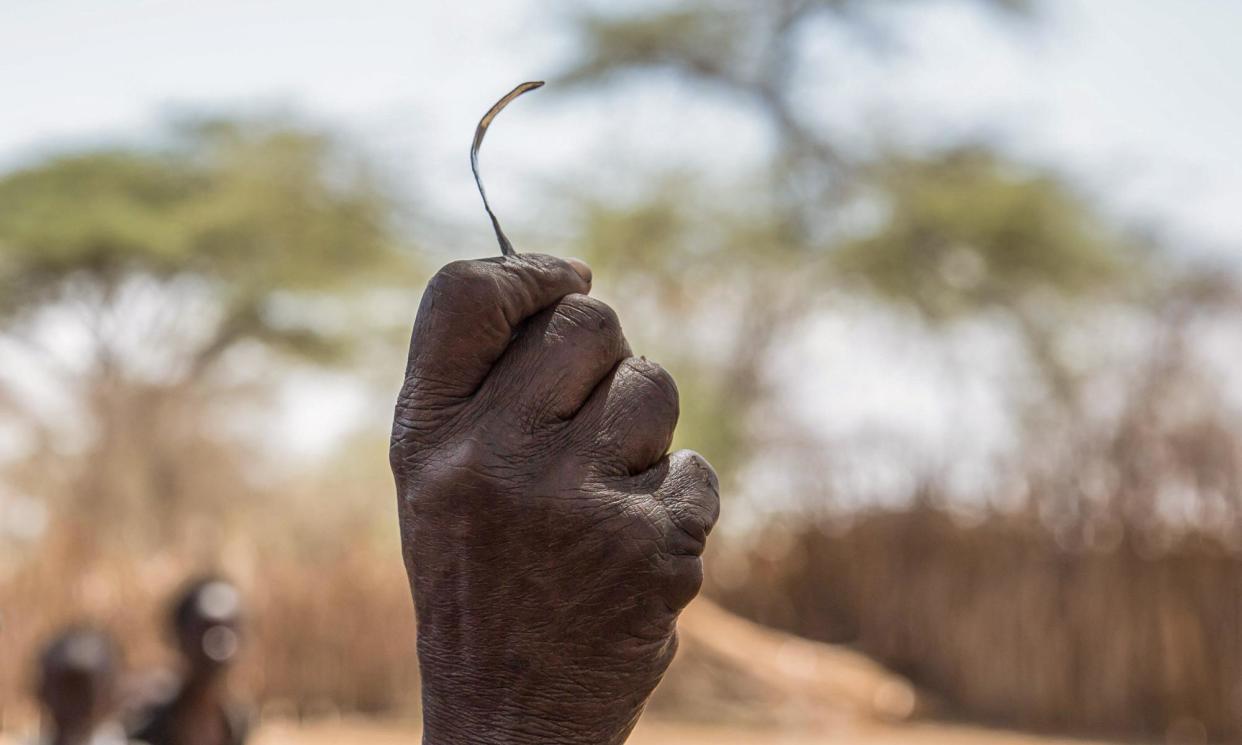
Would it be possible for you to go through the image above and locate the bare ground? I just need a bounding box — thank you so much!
[253,718,1120,745]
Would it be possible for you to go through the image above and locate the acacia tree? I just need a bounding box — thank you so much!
[553,1,1242,542]
[0,117,413,541]
[547,1,1145,498]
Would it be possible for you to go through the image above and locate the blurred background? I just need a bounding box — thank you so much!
[2,1,1241,743]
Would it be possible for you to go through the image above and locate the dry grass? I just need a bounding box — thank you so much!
[0,530,421,729]
[2,533,911,732]
[7,504,1241,741]
[717,506,1242,741]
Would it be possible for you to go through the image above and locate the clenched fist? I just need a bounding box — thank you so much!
[390,254,719,745]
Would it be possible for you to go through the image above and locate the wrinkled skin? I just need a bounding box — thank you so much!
[390,254,720,745]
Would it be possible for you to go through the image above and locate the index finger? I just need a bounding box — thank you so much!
[401,253,592,402]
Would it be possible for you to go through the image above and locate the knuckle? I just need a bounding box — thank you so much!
[621,357,679,408]
[676,450,720,505]
[411,434,518,504]
[661,630,680,667]
[662,450,721,548]
[667,497,716,551]
[427,259,495,300]
[554,294,623,338]
[509,393,559,435]
[388,436,409,478]
[511,252,561,273]
[661,555,704,610]
[503,253,578,291]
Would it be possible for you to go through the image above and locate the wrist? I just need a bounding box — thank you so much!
[417,639,640,745]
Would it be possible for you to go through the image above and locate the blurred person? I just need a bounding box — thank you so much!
[129,578,248,745]
[391,254,719,744]
[32,627,130,745]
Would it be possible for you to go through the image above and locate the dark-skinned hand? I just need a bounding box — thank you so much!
[390,254,720,745]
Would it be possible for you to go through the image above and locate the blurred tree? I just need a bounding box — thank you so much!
[552,0,1146,505]
[560,0,1032,239]
[0,117,413,541]
[835,148,1123,320]
[837,147,1134,415]
[558,15,1242,736]
[557,0,1242,549]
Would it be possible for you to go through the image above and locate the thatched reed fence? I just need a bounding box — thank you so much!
[716,506,1242,741]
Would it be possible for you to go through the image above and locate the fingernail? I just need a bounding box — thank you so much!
[566,257,592,286]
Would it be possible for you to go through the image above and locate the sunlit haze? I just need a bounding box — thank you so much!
[2,0,1239,460]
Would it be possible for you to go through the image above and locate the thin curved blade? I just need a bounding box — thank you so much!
[471,81,545,257]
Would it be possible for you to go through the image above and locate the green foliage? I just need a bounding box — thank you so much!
[0,117,418,538]
[560,6,745,86]
[547,0,1151,495]
[561,0,1032,89]
[835,148,1126,319]
[0,117,408,364]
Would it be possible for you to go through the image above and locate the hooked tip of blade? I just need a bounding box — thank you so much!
[472,81,547,258]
